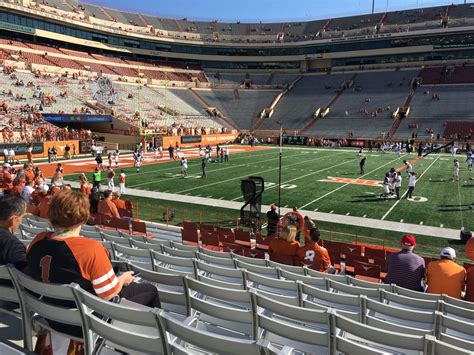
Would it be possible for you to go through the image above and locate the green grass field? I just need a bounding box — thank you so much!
[67,146,474,232]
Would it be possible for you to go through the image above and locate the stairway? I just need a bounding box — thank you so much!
[138,14,149,27]
[300,73,358,134]
[99,7,115,22]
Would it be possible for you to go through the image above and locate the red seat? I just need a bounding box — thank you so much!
[87,214,102,226]
[200,224,215,233]
[328,249,341,268]
[344,254,369,268]
[101,215,117,229]
[242,248,265,259]
[181,228,199,245]
[183,221,198,231]
[364,247,386,260]
[372,257,387,273]
[217,228,236,244]
[201,231,220,251]
[355,261,381,280]
[235,229,251,247]
[131,220,147,235]
[256,234,273,250]
[464,262,474,270]
[322,240,343,253]
[269,254,296,266]
[117,208,133,218]
[114,218,131,232]
[341,244,362,257]
[222,242,244,255]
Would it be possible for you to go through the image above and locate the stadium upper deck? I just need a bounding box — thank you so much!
[2,0,474,70]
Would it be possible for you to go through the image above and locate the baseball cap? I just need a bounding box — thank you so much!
[440,247,456,259]
[271,204,277,210]
[401,234,416,247]
[40,185,49,193]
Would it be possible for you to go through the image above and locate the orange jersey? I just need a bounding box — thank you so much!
[119,174,126,183]
[80,183,92,196]
[296,243,331,271]
[112,198,126,210]
[107,170,115,179]
[268,238,300,256]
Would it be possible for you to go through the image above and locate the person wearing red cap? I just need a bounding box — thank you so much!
[385,234,425,291]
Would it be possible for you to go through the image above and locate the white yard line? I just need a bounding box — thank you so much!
[175,151,351,195]
[128,150,294,188]
[230,152,354,201]
[381,155,440,220]
[299,154,408,210]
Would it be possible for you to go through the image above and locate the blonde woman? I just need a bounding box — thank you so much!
[79,173,91,196]
[51,171,64,188]
[268,225,300,257]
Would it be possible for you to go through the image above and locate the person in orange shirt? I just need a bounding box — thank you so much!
[79,173,92,196]
[2,164,13,192]
[297,228,331,272]
[112,192,126,210]
[268,225,300,257]
[38,186,61,219]
[24,164,35,183]
[97,190,120,218]
[426,247,466,299]
[10,179,25,197]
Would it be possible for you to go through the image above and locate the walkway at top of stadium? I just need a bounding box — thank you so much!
[64,179,461,240]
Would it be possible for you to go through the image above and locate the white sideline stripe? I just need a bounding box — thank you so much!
[299,154,408,210]
[176,150,351,195]
[381,155,440,220]
[62,179,461,240]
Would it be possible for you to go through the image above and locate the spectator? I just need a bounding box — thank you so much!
[385,235,425,291]
[38,186,60,219]
[0,196,27,270]
[268,225,300,257]
[79,173,91,196]
[97,190,120,218]
[112,192,126,210]
[89,187,100,214]
[266,204,279,237]
[297,228,331,272]
[27,190,160,351]
[426,247,466,299]
[20,180,35,204]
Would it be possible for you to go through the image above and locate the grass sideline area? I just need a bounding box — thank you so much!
[64,145,473,263]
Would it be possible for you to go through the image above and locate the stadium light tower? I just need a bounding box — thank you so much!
[372,0,375,13]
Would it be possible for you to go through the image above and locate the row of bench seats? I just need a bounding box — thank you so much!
[1,260,472,354]
[8,217,474,353]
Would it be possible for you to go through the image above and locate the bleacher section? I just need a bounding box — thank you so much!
[197,89,279,129]
[396,85,474,139]
[3,214,473,354]
[262,74,351,130]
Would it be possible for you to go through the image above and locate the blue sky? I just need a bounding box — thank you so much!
[81,0,471,22]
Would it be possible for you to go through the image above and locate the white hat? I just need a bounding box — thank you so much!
[3,163,11,168]
[440,247,456,260]
[40,184,49,193]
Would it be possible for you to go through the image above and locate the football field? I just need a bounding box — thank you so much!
[66,146,474,232]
